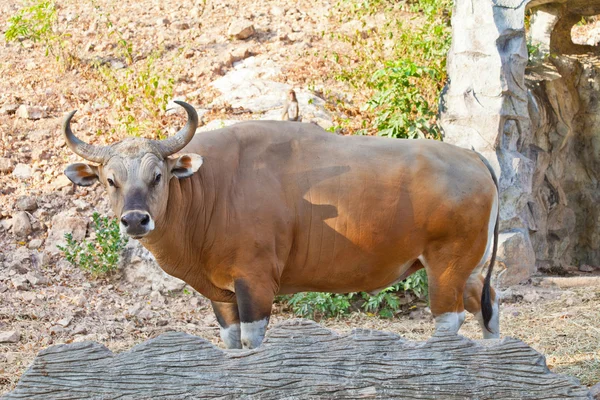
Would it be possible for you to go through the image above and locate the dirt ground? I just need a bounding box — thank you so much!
[0,0,599,395]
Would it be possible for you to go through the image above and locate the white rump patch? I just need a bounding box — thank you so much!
[434,311,466,334]
[220,323,242,349]
[478,193,499,271]
[240,318,268,349]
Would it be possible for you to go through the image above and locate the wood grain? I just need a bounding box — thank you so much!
[3,319,592,399]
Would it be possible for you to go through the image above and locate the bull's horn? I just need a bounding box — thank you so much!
[154,100,198,157]
[63,110,109,164]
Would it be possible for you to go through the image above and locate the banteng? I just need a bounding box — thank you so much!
[63,101,500,349]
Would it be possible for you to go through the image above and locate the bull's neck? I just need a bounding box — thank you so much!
[141,166,218,278]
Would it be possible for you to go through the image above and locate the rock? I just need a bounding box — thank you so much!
[0,283,8,293]
[497,230,536,286]
[126,303,143,317]
[16,105,44,120]
[156,17,170,26]
[15,196,38,211]
[31,147,52,161]
[0,104,18,115]
[0,158,14,174]
[45,211,88,255]
[49,325,67,336]
[522,291,540,303]
[28,238,43,249]
[57,316,73,328]
[120,241,187,294]
[72,325,88,335]
[579,264,595,272]
[11,275,29,290]
[173,21,190,30]
[1,218,13,231]
[53,174,72,189]
[12,163,32,180]
[227,19,255,40]
[590,382,600,399]
[25,272,48,286]
[0,331,20,343]
[270,6,285,16]
[12,211,32,237]
[72,199,90,211]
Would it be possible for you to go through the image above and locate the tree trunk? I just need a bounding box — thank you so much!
[4,320,592,399]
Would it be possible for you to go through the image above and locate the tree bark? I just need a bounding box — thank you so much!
[4,319,592,399]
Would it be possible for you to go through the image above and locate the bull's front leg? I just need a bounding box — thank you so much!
[234,279,276,349]
[211,301,242,349]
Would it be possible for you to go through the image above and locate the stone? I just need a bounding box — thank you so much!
[227,19,255,40]
[173,21,190,30]
[25,272,49,286]
[0,158,13,174]
[53,175,72,189]
[45,211,88,255]
[120,241,186,294]
[156,17,170,26]
[590,382,600,399]
[12,211,32,237]
[497,230,536,286]
[49,325,67,336]
[0,331,20,343]
[0,104,18,115]
[57,316,73,328]
[11,275,29,290]
[28,238,43,249]
[16,105,44,120]
[12,163,32,180]
[15,196,38,211]
[72,325,88,335]
[579,264,595,273]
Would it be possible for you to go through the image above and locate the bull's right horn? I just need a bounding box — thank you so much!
[153,100,198,158]
[63,110,110,163]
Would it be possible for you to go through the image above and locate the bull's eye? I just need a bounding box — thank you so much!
[154,173,162,185]
[107,178,115,187]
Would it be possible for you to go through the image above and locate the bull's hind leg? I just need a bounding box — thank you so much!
[420,250,485,336]
[464,273,500,339]
[211,301,242,349]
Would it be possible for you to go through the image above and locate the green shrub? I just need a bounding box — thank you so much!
[58,212,128,277]
[4,0,76,69]
[280,269,429,320]
[329,0,452,138]
[95,53,175,138]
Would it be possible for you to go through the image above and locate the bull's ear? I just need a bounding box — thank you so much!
[168,154,203,179]
[64,163,100,186]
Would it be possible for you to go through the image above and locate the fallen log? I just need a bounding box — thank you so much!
[4,319,592,399]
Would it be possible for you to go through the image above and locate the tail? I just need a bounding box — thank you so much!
[475,151,499,332]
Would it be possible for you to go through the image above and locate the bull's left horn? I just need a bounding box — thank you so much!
[63,110,110,163]
[154,101,198,157]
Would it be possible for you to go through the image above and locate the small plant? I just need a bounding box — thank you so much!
[280,269,429,319]
[4,0,76,68]
[327,0,451,138]
[283,292,355,319]
[58,212,128,277]
[95,53,175,137]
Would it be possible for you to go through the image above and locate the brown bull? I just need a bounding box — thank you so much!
[63,101,500,349]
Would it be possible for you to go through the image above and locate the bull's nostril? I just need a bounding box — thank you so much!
[121,216,129,227]
[141,214,150,226]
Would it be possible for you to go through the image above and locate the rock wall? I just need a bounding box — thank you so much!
[441,0,600,283]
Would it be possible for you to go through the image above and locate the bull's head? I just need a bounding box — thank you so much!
[63,101,203,239]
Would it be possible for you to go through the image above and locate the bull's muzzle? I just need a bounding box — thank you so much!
[120,210,154,238]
